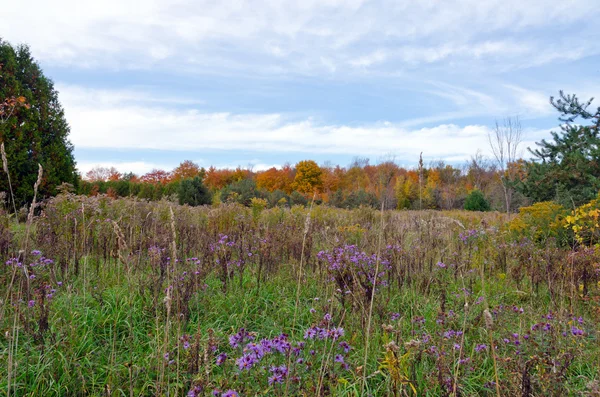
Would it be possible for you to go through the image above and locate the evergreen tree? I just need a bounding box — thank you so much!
[464,189,490,211]
[522,91,600,207]
[178,177,211,206]
[0,39,77,206]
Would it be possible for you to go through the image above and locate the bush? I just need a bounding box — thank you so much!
[220,179,263,206]
[178,177,211,206]
[509,201,569,245]
[464,189,490,211]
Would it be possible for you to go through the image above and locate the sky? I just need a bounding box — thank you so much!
[2,0,599,175]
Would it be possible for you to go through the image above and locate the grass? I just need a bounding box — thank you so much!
[1,194,599,396]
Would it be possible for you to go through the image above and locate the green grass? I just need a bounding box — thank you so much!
[1,198,599,396]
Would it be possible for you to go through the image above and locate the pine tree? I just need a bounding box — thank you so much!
[522,91,600,207]
[0,39,77,206]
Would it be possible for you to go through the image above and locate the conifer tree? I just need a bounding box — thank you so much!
[522,91,600,206]
[0,39,77,206]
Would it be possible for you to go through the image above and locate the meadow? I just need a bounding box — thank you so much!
[1,193,599,396]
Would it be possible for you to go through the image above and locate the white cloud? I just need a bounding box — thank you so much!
[77,161,172,176]
[61,85,549,163]
[1,0,598,74]
[504,84,554,116]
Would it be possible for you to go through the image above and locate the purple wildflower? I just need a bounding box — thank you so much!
[216,353,227,365]
[475,344,487,352]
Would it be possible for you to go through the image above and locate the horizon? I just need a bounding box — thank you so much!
[2,0,599,176]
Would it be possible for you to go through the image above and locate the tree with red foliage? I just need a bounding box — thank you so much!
[140,169,171,184]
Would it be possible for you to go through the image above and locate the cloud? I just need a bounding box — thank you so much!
[504,84,554,116]
[61,85,549,164]
[77,161,172,176]
[2,0,599,75]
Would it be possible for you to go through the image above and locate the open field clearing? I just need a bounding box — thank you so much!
[1,195,599,396]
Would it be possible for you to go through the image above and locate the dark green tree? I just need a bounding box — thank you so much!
[343,189,379,209]
[521,91,600,207]
[464,189,490,211]
[220,179,262,206]
[178,177,211,206]
[0,39,77,206]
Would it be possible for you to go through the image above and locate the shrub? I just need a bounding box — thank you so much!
[509,201,569,245]
[178,177,212,206]
[464,189,490,211]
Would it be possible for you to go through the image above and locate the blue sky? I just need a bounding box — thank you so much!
[2,0,599,175]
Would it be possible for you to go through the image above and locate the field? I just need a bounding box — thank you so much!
[1,194,599,396]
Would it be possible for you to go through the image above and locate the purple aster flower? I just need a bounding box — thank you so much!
[222,391,239,397]
[28,300,35,308]
[475,344,487,352]
[304,327,317,340]
[329,327,345,340]
[571,326,584,336]
[216,353,227,365]
[187,386,203,397]
[339,341,351,353]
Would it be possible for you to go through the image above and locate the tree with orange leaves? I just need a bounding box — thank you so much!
[292,160,323,194]
[171,160,203,181]
[255,166,294,193]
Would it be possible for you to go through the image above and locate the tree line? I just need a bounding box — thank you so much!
[1,38,599,213]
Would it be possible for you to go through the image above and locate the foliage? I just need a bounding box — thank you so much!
[1,197,600,395]
[463,189,490,212]
[342,189,379,209]
[171,160,205,182]
[292,160,323,194]
[178,176,212,206]
[564,193,600,246]
[522,91,600,207]
[0,39,77,205]
[220,179,263,206]
[509,201,569,245]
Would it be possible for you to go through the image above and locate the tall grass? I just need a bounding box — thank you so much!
[0,193,599,395]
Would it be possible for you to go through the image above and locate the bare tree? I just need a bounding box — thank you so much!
[488,116,523,214]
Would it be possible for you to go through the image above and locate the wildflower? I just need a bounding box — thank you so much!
[28,300,35,308]
[339,341,351,353]
[222,391,239,397]
[475,344,487,352]
[335,354,345,363]
[216,352,227,365]
[236,353,258,370]
[571,326,584,336]
[187,386,203,397]
[329,327,345,340]
[309,308,316,314]
[304,327,317,340]
[390,312,401,321]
